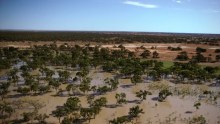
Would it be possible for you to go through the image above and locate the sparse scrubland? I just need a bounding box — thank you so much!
[0,32,220,124]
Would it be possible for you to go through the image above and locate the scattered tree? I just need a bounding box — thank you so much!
[115,93,127,105]
[158,89,172,102]
[194,102,201,111]
[196,47,206,53]
[0,82,10,100]
[136,90,152,101]
[152,51,159,58]
[131,74,142,85]
[140,50,151,58]
[52,107,67,123]
[175,51,189,61]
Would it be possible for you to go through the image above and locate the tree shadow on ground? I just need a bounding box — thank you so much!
[105,104,120,108]
[7,94,24,99]
[30,91,52,96]
[151,97,158,101]
[169,79,204,85]
[208,83,220,87]
[127,99,141,104]
[185,111,193,114]
[120,84,133,89]
[69,93,85,97]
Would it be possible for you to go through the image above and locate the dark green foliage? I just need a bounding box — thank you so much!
[0,102,13,119]
[49,79,61,93]
[80,108,93,121]
[102,61,116,72]
[89,97,107,119]
[215,49,220,53]
[97,86,111,95]
[109,116,129,124]
[66,84,77,95]
[203,90,212,95]
[152,51,159,58]
[216,55,220,61]
[61,117,74,124]
[119,58,143,77]
[175,51,189,61]
[17,87,30,95]
[1,31,219,44]
[87,95,95,105]
[189,115,206,124]
[64,97,81,113]
[8,68,19,86]
[196,47,207,53]
[158,89,172,102]
[149,70,161,81]
[22,112,37,122]
[115,93,127,105]
[52,107,67,123]
[91,97,107,107]
[58,70,70,83]
[30,82,39,94]
[128,105,143,118]
[128,51,135,58]
[111,49,129,59]
[0,82,10,100]
[204,66,218,74]
[78,55,90,69]
[38,85,50,94]
[23,74,34,86]
[76,68,89,79]
[140,50,151,58]
[109,105,143,124]
[170,62,216,83]
[131,74,142,85]
[0,58,11,70]
[104,78,119,90]
[136,90,152,101]
[194,102,201,110]
[52,97,81,123]
[39,67,55,80]
[168,46,182,51]
[79,77,91,94]
[34,113,49,124]
[1,47,18,63]
[192,53,207,62]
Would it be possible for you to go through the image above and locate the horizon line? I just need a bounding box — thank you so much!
[0,29,220,35]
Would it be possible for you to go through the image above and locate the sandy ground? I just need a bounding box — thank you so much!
[2,67,220,124]
[1,41,220,123]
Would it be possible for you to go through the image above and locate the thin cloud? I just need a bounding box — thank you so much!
[176,0,182,3]
[173,0,191,4]
[123,1,158,9]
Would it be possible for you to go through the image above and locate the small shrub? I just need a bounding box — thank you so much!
[189,115,206,124]
[196,47,206,53]
[158,89,172,102]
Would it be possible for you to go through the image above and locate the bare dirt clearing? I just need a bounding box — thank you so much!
[1,41,219,63]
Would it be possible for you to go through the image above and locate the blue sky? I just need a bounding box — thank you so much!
[0,0,220,34]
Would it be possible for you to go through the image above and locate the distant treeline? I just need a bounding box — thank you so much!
[0,31,220,44]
